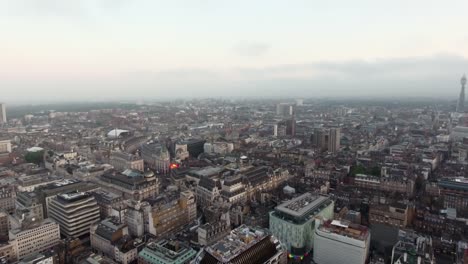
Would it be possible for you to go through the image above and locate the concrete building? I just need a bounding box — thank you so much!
[48,192,100,238]
[138,239,196,264]
[140,143,170,174]
[195,225,287,264]
[16,192,44,222]
[109,151,144,172]
[0,185,16,213]
[313,220,370,264]
[90,218,139,264]
[269,193,334,257]
[328,128,341,154]
[35,179,100,218]
[9,218,60,260]
[100,169,159,201]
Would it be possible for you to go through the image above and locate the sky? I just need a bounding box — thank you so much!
[1,0,468,103]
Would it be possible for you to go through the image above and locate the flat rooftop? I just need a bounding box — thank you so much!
[275,193,331,218]
[205,225,269,262]
[317,220,369,241]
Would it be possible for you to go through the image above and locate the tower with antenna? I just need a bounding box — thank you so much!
[457,74,467,113]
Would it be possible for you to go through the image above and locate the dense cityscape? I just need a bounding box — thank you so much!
[0,75,465,264]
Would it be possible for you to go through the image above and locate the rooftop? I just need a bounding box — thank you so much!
[317,220,369,241]
[204,225,269,263]
[275,193,331,218]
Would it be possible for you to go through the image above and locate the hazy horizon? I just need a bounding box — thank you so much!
[2,0,468,103]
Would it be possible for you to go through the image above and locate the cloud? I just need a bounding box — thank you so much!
[234,43,271,57]
[1,54,468,103]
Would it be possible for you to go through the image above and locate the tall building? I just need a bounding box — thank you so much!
[269,193,334,258]
[328,128,341,154]
[276,103,294,116]
[313,220,370,264]
[0,211,9,242]
[138,239,197,264]
[0,103,6,124]
[0,185,16,213]
[48,191,100,238]
[9,218,60,260]
[457,74,467,113]
[312,128,327,151]
[195,225,287,264]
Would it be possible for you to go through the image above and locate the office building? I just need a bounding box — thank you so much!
[438,177,468,214]
[90,218,138,264]
[0,185,16,213]
[9,218,60,260]
[100,169,159,200]
[269,193,334,257]
[195,225,287,264]
[0,103,6,124]
[48,191,100,238]
[312,128,327,151]
[140,143,170,174]
[313,220,370,264]
[328,128,341,153]
[138,239,197,264]
[35,179,99,217]
[109,151,144,172]
[457,74,467,113]
[276,103,294,116]
[148,190,196,237]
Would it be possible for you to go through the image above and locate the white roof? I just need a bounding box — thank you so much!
[27,147,44,152]
[107,129,129,138]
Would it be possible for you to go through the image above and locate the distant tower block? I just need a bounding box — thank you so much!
[0,103,5,124]
[457,74,467,113]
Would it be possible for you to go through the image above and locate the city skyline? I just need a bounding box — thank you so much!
[1,1,468,102]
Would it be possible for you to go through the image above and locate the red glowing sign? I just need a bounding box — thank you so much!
[170,163,179,169]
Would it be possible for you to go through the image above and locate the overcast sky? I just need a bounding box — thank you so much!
[1,0,468,103]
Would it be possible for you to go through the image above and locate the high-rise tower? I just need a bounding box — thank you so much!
[0,103,6,124]
[457,74,467,113]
